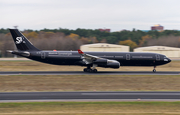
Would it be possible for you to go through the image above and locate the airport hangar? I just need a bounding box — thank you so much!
[81,44,180,58]
[80,43,129,52]
[134,46,180,58]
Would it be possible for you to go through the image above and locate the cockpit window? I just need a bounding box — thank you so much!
[164,56,167,58]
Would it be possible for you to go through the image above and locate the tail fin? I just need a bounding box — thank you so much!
[9,29,40,51]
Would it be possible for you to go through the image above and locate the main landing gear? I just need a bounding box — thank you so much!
[84,68,97,72]
[153,66,156,73]
[84,64,98,73]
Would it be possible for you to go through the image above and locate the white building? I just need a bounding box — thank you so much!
[134,46,180,58]
[80,43,129,52]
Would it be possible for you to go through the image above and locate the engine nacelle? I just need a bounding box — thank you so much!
[93,59,107,64]
[96,59,120,69]
[106,62,120,68]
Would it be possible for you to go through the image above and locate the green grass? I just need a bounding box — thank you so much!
[0,102,180,115]
[1,75,180,92]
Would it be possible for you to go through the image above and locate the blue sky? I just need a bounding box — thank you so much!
[1,0,180,31]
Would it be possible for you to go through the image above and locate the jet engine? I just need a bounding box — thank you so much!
[106,61,120,68]
[94,59,120,69]
[93,59,107,64]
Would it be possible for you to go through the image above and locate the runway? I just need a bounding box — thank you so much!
[1,91,180,102]
[0,71,179,75]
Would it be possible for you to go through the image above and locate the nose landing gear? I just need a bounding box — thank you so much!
[153,66,156,73]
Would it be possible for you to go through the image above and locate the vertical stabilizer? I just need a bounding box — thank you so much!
[9,29,40,51]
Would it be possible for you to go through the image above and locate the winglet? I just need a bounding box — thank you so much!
[78,49,84,54]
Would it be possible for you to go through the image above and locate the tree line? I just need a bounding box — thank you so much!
[0,28,180,57]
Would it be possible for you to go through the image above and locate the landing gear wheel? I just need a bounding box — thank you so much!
[153,69,156,73]
[92,69,97,73]
[88,69,92,72]
[84,68,87,72]
[84,68,92,72]
[153,66,156,73]
[83,67,98,73]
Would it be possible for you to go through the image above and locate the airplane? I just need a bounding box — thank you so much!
[8,29,171,73]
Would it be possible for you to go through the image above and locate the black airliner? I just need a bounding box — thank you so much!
[8,29,171,72]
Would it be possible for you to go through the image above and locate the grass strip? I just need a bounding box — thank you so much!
[1,75,180,92]
[0,102,180,115]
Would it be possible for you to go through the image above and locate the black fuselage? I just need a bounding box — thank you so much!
[27,51,171,67]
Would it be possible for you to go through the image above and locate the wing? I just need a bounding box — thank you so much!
[78,49,101,64]
[78,49,118,64]
[78,49,120,68]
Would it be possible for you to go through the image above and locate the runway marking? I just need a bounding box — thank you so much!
[81,92,180,95]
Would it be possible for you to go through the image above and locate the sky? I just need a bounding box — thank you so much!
[1,0,180,31]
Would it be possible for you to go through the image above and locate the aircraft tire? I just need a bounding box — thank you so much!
[88,69,92,72]
[153,69,156,73]
[84,68,88,72]
[84,68,97,73]
[93,69,97,73]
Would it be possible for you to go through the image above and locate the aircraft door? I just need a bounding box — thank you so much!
[41,52,46,59]
[126,54,130,60]
[156,54,160,61]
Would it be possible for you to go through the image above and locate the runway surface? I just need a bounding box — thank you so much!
[1,91,180,102]
[0,71,179,75]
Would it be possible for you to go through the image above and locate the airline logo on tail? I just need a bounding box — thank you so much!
[16,37,22,44]
[16,36,25,44]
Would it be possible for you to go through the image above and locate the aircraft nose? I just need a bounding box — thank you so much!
[168,58,171,62]
[164,57,171,63]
